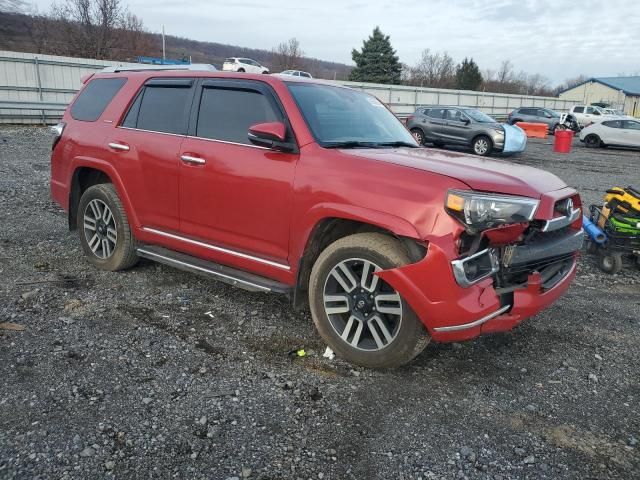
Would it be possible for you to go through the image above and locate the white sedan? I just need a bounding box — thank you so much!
[222,57,269,74]
[580,117,640,148]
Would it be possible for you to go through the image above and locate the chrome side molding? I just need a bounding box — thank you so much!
[433,304,511,332]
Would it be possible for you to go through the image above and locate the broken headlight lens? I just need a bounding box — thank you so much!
[445,189,539,232]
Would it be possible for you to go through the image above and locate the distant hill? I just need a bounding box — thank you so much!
[0,11,353,80]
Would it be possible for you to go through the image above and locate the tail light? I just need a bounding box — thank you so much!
[50,122,65,150]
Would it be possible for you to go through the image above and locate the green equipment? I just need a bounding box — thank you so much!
[587,186,640,274]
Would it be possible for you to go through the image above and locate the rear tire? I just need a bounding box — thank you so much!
[237,68,245,73]
[77,184,138,272]
[597,252,622,274]
[410,128,425,145]
[308,233,430,368]
[472,135,493,156]
[584,134,601,148]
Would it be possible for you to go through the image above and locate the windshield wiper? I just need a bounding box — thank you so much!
[324,140,419,149]
[374,141,420,148]
[323,141,384,149]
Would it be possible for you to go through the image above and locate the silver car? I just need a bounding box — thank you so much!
[508,107,561,133]
[406,106,507,156]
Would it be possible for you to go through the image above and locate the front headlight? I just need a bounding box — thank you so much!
[445,189,539,232]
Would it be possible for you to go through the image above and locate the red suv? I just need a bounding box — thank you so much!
[50,66,583,368]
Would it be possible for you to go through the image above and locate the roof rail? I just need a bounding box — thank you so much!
[101,64,218,73]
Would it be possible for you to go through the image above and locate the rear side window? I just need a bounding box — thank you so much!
[122,79,194,135]
[427,108,445,119]
[71,78,126,121]
[195,87,281,145]
[602,120,621,128]
[573,106,584,113]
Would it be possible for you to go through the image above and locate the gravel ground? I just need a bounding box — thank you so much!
[0,127,639,480]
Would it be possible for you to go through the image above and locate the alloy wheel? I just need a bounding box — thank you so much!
[411,130,424,144]
[83,199,117,259]
[323,258,403,351]
[474,138,489,155]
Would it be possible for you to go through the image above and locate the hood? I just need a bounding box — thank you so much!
[345,147,566,199]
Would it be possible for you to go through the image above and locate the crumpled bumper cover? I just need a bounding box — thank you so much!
[376,240,577,343]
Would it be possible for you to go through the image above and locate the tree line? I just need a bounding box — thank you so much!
[349,26,587,96]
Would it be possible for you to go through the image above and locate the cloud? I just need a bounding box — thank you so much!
[27,0,640,84]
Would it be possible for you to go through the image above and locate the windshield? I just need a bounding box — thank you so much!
[464,109,497,123]
[287,83,417,147]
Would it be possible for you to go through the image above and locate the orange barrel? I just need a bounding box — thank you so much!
[553,130,573,153]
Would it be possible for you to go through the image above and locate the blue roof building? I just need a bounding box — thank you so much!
[559,76,640,116]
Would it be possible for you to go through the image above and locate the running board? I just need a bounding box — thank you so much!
[136,245,292,295]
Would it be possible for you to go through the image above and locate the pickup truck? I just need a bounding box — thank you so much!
[50,65,584,368]
[569,105,614,127]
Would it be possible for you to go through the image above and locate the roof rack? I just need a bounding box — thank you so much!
[101,64,218,73]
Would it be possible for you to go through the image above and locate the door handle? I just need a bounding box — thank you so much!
[108,142,130,151]
[180,154,206,165]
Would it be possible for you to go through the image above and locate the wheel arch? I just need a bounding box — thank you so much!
[292,207,426,309]
[68,160,139,231]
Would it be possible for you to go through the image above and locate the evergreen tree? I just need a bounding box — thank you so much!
[349,27,402,84]
[455,57,483,91]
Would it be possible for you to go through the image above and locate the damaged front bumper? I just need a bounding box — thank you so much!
[376,227,583,343]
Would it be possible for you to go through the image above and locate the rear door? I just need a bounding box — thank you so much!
[177,78,298,267]
[111,77,195,231]
[423,108,446,141]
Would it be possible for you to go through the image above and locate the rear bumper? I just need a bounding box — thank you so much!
[376,231,580,343]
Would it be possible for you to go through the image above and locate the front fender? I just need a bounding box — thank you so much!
[291,202,422,265]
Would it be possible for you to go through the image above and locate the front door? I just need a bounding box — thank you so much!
[178,79,298,267]
[441,108,472,144]
[620,120,640,147]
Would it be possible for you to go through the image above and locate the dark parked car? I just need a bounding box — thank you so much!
[406,106,525,156]
[508,107,561,133]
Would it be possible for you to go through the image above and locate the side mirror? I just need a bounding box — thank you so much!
[461,117,470,125]
[248,122,295,151]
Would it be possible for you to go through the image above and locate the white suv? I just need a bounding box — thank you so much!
[222,57,269,74]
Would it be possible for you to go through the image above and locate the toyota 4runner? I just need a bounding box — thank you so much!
[50,66,584,368]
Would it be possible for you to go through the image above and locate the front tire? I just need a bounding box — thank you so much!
[472,135,493,156]
[77,184,138,271]
[584,134,601,148]
[308,233,430,368]
[237,68,245,73]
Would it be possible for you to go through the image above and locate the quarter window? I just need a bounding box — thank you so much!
[71,78,126,122]
[196,87,281,145]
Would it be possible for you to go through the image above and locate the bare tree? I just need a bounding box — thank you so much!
[50,0,130,59]
[270,38,305,72]
[406,49,456,88]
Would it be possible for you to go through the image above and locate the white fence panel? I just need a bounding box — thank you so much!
[1,50,578,124]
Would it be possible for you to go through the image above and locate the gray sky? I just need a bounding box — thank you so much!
[29,0,640,84]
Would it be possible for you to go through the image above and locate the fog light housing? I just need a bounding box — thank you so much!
[452,248,500,287]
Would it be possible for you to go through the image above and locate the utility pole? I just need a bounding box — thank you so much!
[162,25,166,63]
